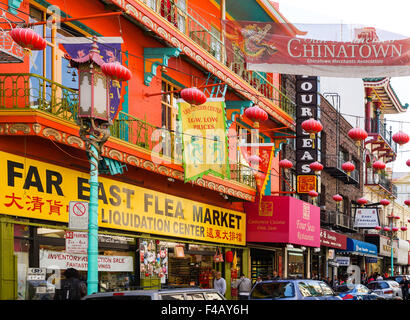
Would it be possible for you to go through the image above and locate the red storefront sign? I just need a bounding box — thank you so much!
[244,196,320,247]
[320,228,347,250]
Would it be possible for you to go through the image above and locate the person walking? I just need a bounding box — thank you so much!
[232,274,252,300]
[213,271,226,297]
[272,270,280,280]
[54,268,87,300]
[400,277,409,300]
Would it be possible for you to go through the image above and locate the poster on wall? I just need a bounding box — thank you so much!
[139,239,168,280]
[178,98,230,182]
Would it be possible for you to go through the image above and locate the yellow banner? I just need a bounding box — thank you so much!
[0,151,245,245]
[178,98,230,182]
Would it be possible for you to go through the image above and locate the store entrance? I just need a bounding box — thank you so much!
[250,249,276,282]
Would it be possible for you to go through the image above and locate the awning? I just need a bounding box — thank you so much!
[337,238,378,258]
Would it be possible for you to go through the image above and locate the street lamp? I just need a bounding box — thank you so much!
[68,38,111,295]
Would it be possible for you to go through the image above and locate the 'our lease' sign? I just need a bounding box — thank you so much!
[0,151,245,245]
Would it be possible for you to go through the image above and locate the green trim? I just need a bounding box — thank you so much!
[143,47,181,86]
[162,74,186,89]
[32,0,102,36]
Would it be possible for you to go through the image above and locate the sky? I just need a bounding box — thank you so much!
[278,0,410,173]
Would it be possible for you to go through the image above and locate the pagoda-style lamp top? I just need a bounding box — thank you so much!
[68,39,110,123]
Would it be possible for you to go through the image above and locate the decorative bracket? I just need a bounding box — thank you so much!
[143,47,181,86]
[8,0,23,15]
[225,100,253,127]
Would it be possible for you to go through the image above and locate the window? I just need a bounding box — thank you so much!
[186,293,205,300]
[319,282,334,296]
[250,282,295,299]
[204,292,224,300]
[210,26,222,61]
[160,293,185,300]
[298,282,312,297]
[338,148,348,169]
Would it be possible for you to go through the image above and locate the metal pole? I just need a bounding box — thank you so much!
[87,135,99,295]
[391,235,394,277]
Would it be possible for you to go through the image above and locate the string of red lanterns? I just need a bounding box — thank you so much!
[279,159,293,170]
[357,198,368,206]
[372,160,386,173]
[341,161,355,176]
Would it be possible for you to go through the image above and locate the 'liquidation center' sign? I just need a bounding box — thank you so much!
[0,151,245,245]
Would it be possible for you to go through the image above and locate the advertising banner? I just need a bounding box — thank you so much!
[223,21,410,77]
[320,229,347,250]
[40,250,134,272]
[0,151,245,245]
[178,98,230,182]
[354,208,380,228]
[244,196,320,247]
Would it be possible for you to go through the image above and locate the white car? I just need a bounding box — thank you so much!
[366,280,402,300]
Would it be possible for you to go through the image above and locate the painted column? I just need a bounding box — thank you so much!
[365,88,373,133]
[87,137,99,295]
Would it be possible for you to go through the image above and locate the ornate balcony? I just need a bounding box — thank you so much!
[365,166,397,197]
[0,73,256,193]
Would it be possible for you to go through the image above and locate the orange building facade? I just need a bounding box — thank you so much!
[0,0,299,299]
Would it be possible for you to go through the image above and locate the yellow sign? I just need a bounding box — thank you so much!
[297,175,317,193]
[178,98,230,182]
[0,151,245,245]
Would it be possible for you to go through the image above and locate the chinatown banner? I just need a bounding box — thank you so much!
[178,98,230,182]
[59,37,124,120]
[0,151,245,246]
[223,21,410,77]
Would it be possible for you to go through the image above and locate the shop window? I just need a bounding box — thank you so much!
[160,293,185,300]
[288,250,304,278]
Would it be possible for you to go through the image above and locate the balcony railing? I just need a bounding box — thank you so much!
[0,73,256,189]
[324,155,359,184]
[0,73,78,122]
[141,0,296,118]
[321,210,358,231]
[369,118,397,154]
[365,167,397,196]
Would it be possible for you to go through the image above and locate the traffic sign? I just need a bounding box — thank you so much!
[69,201,89,230]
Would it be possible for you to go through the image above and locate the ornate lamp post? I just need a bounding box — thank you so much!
[68,39,111,295]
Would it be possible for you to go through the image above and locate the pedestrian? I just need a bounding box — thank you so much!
[400,277,409,300]
[254,275,263,285]
[54,268,87,300]
[272,270,280,280]
[232,273,252,300]
[331,276,339,288]
[213,271,226,297]
[376,273,383,280]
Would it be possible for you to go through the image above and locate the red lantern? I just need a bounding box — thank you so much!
[406,159,410,167]
[225,251,234,263]
[392,131,410,146]
[374,226,381,231]
[383,227,391,232]
[102,61,132,88]
[333,194,343,202]
[244,105,268,128]
[10,28,47,51]
[348,127,368,146]
[248,155,261,167]
[405,200,410,207]
[394,216,400,220]
[308,190,318,198]
[341,162,355,175]
[380,199,390,206]
[309,161,324,174]
[279,159,293,169]
[392,227,399,232]
[179,87,207,106]
[301,118,323,139]
[372,160,386,173]
[357,198,368,206]
[401,226,408,232]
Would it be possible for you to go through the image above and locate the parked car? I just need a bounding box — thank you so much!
[386,275,410,286]
[366,280,402,300]
[82,287,225,300]
[249,279,342,300]
[334,284,385,300]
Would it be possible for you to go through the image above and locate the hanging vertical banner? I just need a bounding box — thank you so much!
[178,98,230,182]
[59,37,123,120]
[240,145,274,195]
[295,75,319,193]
